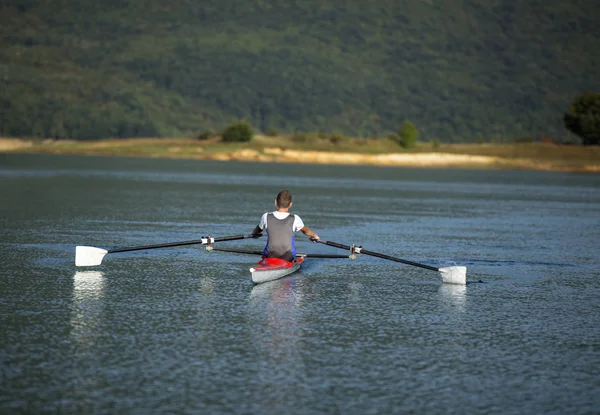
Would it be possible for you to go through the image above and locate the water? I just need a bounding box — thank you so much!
[1,153,599,414]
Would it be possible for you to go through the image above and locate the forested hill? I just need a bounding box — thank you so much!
[1,0,599,141]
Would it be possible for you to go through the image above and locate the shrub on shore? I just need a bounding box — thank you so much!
[222,120,254,142]
[197,130,214,140]
[399,121,419,149]
[564,91,600,145]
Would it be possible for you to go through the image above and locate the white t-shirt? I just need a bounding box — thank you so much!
[259,211,304,232]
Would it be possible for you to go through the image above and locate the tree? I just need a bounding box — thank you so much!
[222,120,254,142]
[197,130,214,140]
[399,120,419,149]
[564,91,600,145]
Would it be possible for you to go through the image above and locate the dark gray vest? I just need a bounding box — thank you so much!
[265,213,296,261]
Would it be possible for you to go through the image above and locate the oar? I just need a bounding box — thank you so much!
[209,247,352,259]
[312,239,466,285]
[75,234,261,267]
[209,247,264,255]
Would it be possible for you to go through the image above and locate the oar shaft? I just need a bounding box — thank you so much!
[319,240,352,250]
[108,234,260,254]
[359,248,439,271]
[301,253,352,259]
[210,247,264,255]
[317,240,439,272]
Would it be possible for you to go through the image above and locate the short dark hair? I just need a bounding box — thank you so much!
[276,190,292,208]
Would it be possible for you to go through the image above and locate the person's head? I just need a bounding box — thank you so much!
[275,190,293,209]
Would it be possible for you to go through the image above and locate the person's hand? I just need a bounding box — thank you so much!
[310,236,320,243]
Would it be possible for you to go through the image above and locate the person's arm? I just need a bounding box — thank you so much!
[253,213,267,236]
[252,225,263,236]
[300,226,319,242]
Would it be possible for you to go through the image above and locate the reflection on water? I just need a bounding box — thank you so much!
[249,277,307,409]
[71,271,105,344]
[438,283,467,314]
[198,276,216,295]
[73,271,105,300]
[347,281,364,306]
[249,276,303,306]
[249,277,304,351]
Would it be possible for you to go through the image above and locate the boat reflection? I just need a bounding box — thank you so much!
[249,275,303,306]
[71,270,105,344]
[248,275,306,408]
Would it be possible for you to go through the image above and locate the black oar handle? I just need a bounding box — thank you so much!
[315,240,351,250]
[108,234,261,254]
[314,239,439,272]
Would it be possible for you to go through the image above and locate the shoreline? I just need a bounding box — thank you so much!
[195,149,600,172]
[1,137,599,173]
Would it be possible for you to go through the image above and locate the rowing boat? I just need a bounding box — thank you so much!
[74,233,467,285]
[250,257,304,284]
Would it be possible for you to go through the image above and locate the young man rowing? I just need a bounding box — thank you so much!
[252,190,320,262]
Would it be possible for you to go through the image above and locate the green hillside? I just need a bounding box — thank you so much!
[1,0,599,141]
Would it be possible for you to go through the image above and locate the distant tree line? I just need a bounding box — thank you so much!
[1,0,599,142]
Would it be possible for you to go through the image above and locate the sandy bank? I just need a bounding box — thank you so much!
[268,148,497,166]
[204,148,600,172]
[0,138,33,151]
[207,148,501,167]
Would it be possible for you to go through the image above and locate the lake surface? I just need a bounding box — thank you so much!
[1,153,599,414]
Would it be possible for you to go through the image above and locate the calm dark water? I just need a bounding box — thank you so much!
[1,153,599,414]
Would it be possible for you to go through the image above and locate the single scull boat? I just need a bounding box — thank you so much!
[250,257,305,284]
[74,233,467,285]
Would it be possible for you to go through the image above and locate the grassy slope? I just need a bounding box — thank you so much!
[3,136,599,172]
[1,0,599,140]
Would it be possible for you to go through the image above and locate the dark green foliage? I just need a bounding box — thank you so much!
[432,139,440,150]
[399,121,419,149]
[329,133,345,145]
[222,120,254,142]
[197,130,214,140]
[267,128,279,137]
[1,0,599,140]
[564,92,600,145]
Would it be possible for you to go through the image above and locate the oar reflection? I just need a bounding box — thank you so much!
[71,271,106,344]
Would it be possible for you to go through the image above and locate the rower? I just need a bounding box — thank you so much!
[252,190,320,262]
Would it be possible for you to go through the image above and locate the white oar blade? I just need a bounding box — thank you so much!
[439,266,467,285]
[75,246,108,267]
